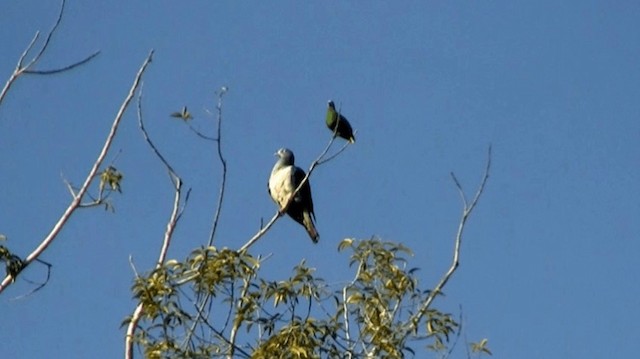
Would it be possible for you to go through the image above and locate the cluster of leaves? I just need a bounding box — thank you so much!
[126,238,478,358]
[339,239,458,357]
[99,166,123,194]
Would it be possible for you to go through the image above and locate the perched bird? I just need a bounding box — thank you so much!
[268,148,319,243]
[326,100,355,143]
[170,106,193,121]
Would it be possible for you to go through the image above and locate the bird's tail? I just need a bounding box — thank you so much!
[303,211,319,243]
[349,136,355,144]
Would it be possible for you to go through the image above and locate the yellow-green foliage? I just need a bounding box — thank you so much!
[127,239,485,358]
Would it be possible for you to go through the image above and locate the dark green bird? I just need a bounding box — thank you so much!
[326,100,355,143]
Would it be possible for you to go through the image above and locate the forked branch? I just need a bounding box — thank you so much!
[0,50,154,294]
[404,145,492,334]
[0,0,100,106]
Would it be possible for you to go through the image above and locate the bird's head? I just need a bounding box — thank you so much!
[327,100,335,109]
[275,148,295,165]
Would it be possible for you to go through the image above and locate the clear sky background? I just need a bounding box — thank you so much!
[1,1,639,358]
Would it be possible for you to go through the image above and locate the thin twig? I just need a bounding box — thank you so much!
[403,145,491,334]
[443,306,464,359]
[192,304,252,358]
[318,139,352,165]
[207,86,229,246]
[188,124,217,141]
[139,96,184,264]
[0,50,154,294]
[136,85,177,180]
[25,0,67,70]
[0,33,39,104]
[24,51,101,75]
[16,32,41,69]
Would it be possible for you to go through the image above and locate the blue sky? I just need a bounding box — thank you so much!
[1,1,639,357]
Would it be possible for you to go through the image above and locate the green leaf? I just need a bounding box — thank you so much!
[471,338,492,355]
[338,238,354,251]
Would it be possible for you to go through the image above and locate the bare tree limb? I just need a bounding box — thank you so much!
[0,50,154,294]
[136,86,178,179]
[403,145,492,335]
[23,51,101,75]
[24,0,67,69]
[125,81,190,359]
[0,0,100,106]
[207,86,229,246]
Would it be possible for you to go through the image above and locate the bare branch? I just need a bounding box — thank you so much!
[24,50,102,75]
[188,124,217,141]
[403,145,492,335]
[0,0,100,106]
[136,87,186,264]
[0,50,154,294]
[16,32,41,69]
[318,139,352,165]
[125,82,190,359]
[136,85,177,178]
[25,0,67,69]
[207,86,229,246]
[450,172,468,207]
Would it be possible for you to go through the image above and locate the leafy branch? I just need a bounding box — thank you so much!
[0,50,154,294]
[403,145,492,335]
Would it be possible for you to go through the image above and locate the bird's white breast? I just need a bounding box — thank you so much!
[269,165,295,208]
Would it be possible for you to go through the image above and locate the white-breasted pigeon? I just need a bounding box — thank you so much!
[268,148,319,243]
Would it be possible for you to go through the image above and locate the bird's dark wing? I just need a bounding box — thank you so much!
[336,114,355,142]
[290,166,315,220]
